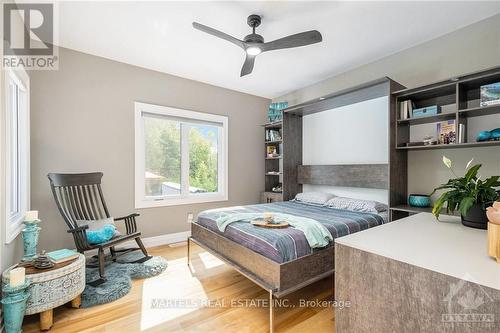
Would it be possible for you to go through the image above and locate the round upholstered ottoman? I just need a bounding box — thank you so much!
[2,254,85,330]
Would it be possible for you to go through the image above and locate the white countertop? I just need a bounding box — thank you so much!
[335,213,500,291]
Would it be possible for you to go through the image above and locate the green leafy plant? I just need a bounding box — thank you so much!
[430,156,500,219]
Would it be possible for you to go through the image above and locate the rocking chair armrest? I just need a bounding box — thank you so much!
[114,213,140,221]
[114,213,140,235]
[67,225,89,233]
[67,225,92,251]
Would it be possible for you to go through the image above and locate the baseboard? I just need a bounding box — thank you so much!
[84,231,191,257]
[131,231,191,248]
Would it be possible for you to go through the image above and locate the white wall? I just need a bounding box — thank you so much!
[277,15,500,201]
[302,96,388,203]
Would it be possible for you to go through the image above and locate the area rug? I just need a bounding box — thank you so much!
[81,252,168,308]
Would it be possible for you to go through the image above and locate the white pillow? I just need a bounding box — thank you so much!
[294,192,336,206]
[325,197,387,213]
[77,217,121,236]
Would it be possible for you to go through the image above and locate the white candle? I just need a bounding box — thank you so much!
[25,210,38,221]
[9,267,25,287]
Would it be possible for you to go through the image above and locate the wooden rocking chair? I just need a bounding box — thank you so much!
[48,172,151,286]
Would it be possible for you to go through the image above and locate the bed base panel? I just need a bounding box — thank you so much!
[190,223,334,297]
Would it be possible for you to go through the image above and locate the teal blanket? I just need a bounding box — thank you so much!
[216,213,333,248]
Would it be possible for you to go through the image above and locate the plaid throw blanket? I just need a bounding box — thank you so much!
[196,201,386,263]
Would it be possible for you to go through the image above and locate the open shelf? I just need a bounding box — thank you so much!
[263,121,282,128]
[397,112,456,125]
[265,140,282,144]
[390,204,460,216]
[265,172,282,176]
[397,140,500,150]
[265,156,282,160]
[394,82,457,99]
[459,103,500,118]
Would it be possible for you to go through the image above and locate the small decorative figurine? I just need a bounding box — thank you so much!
[33,251,54,270]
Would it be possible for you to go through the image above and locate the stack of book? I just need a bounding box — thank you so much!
[47,249,79,264]
[399,100,414,120]
[265,129,282,142]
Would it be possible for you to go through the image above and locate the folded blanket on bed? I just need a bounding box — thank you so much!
[215,213,333,248]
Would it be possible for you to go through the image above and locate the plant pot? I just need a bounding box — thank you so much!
[461,204,488,229]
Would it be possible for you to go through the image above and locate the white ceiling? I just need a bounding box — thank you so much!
[55,1,500,98]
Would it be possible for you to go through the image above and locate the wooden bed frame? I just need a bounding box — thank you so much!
[188,163,388,332]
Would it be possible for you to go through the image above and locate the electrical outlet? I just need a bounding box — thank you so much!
[187,213,194,224]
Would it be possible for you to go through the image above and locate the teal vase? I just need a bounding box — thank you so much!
[21,220,41,262]
[1,282,30,333]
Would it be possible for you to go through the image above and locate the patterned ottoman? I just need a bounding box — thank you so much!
[2,254,86,330]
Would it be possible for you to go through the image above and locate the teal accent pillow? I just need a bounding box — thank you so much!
[86,224,116,244]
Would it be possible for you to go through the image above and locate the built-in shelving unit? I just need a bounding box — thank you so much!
[261,117,302,203]
[390,66,500,221]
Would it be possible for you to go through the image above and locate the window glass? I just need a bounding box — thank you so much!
[135,103,227,207]
[143,116,181,197]
[188,124,218,194]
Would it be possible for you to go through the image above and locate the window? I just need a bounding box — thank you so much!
[135,102,228,207]
[4,69,30,243]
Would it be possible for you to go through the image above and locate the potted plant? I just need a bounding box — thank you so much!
[430,156,500,229]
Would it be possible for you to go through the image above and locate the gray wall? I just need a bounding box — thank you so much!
[30,47,269,251]
[275,14,500,199]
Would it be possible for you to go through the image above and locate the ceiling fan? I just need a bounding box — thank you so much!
[193,14,322,77]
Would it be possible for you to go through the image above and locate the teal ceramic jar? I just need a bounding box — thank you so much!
[408,194,431,208]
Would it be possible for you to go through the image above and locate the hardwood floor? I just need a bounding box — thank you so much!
[23,243,334,333]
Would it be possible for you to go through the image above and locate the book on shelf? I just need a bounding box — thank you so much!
[480,82,500,107]
[47,249,79,264]
[437,120,456,144]
[265,129,282,142]
[399,100,414,120]
[406,141,425,147]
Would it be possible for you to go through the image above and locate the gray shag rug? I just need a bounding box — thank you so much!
[81,252,168,308]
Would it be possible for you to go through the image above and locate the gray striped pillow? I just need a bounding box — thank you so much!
[294,192,336,206]
[326,197,387,213]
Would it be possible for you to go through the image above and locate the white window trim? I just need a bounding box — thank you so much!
[134,102,228,208]
[3,67,30,244]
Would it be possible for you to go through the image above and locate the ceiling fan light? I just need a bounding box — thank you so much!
[246,46,261,56]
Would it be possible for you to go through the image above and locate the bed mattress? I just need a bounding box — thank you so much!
[195,201,387,263]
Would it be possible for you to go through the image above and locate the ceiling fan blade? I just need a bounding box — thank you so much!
[240,54,256,77]
[193,22,245,49]
[261,30,322,52]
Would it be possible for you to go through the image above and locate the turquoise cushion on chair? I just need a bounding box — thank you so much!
[86,224,116,244]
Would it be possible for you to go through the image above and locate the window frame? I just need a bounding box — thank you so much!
[134,102,228,208]
[3,68,30,243]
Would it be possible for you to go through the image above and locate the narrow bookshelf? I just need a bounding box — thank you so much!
[261,114,302,203]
